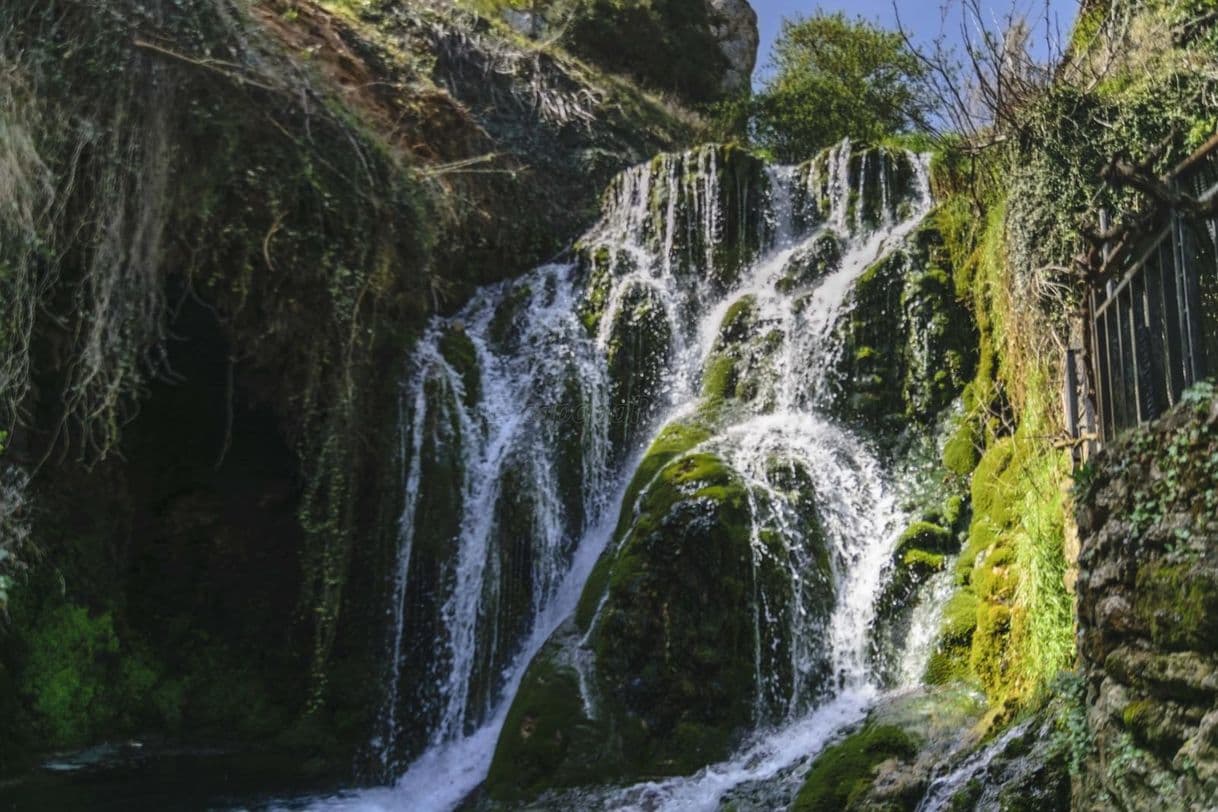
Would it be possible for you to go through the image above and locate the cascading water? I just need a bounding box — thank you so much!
[312,139,950,812]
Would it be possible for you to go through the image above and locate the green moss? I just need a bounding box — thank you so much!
[943,415,982,476]
[17,603,121,746]
[504,445,770,798]
[592,451,757,773]
[1121,698,1156,733]
[1134,563,1218,654]
[702,353,741,405]
[897,521,955,554]
[485,653,599,801]
[719,295,758,341]
[941,494,967,532]
[926,589,980,686]
[606,282,673,450]
[792,724,917,812]
[902,548,947,575]
[575,420,711,631]
[699,293,787,417]
[776,234,842,292]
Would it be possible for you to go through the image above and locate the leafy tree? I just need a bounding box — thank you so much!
[749,12,931,162]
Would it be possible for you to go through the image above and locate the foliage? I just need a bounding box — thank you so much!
[16,603,122,745]
[1050,671,1093,777]
[748,12,931,162]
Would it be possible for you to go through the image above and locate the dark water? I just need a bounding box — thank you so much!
[0,744,346,811]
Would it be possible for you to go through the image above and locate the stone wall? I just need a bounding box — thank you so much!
[1075,389,1218,810]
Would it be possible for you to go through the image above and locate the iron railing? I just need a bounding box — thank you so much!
[1081,153,1218,444]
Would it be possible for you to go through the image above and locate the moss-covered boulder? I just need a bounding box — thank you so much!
[792,687,986,812]
[489,414,840,797]
[591,451,756,771]
[793,723,918,812]
[700,294,787,420]
[487,446,757,797]
[483,631,613,802]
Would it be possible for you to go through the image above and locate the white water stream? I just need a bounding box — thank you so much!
[297,141,950,812]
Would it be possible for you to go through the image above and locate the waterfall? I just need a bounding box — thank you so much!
[316,140,939,812]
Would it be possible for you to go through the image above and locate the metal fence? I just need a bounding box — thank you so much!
[1082,157,1218,444]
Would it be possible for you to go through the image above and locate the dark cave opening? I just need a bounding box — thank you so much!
[120,293,309,728]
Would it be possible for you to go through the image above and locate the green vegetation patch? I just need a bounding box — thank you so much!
[792,724,917,812]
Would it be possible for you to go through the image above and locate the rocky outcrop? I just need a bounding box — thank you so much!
[707,0,759,94]
[562,0,757,103]
[1074,390,1218,810]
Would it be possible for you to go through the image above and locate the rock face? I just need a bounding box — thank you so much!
[706,0,759,94]
[827,214,978,435]
[562,0,758,103]
[1074,391,1218,810]
[0,0,700,775]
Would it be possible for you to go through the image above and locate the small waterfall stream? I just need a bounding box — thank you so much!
[308,140,951,811]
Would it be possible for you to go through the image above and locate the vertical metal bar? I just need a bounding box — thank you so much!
[1125,282,1144,424]
[1114,289,1131,430]
[1175,210,1204,385]
[1096,303,1114,442]
[1090,288,1108,444]
[1161,237,1186,402]
[1133,272,1159,421]
[1143,246,1168,417]
[1064,348,1080,443]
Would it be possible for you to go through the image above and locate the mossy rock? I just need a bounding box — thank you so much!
[826,216,978,435]
[775,233,841,294]
[576,244,623,335]
[700,294,783,416]
[943,414,982,476]
[591,451,757,773]
[792,723,918,812]
[605,281,673,452]
[494,448,773,798]
[897,521,955,555]
[924,590,979,686]
[485,639,615,801]
[876,519,958,631]
[487,283,534,353]
[1134,563,1218,654]
[514,435,836,794]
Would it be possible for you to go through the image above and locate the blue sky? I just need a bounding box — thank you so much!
[750,0,1082,82]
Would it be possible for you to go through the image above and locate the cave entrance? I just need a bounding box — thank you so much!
[122,293,309,724]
